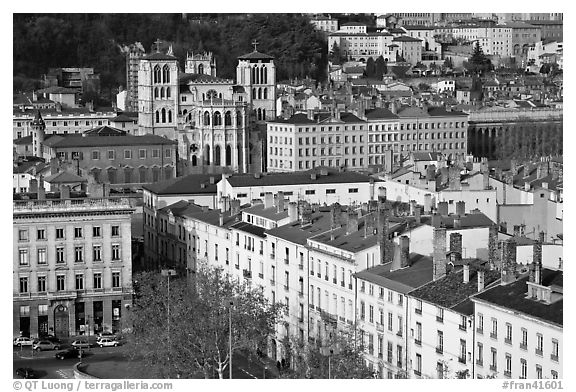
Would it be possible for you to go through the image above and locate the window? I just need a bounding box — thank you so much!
[459,339,467,363]
[93,273,102,289]
[112,272,121,288]
[505,354,512,376]
[92,151,100,160]
[37,229,46,240]
[415,322,422,344]
[112,244,120,260]
[505,323,512,344]
[19,249,29,266]
[415,353,422,376]
[326,189,336,194]
[536,333,543,355]
[124,150,132,159]
[56,228,65,239]
[37,248,47,265]
[387,341,393,363]
[436,307,444,322]
[305,190,315,195]
[477,313,484,333]
[56,275,65,291]
[19,277,28,293]
[74,246,83,262]
[75,274,84,290]
[415,299,422,314]
[152,149,160,158]
[536,365,542,379]
[491,348,497,371]
[56,246,65,263]
[360,301,365,320]
[348,188,359,193]
[18,229,28,241]
[520,358,527,379]
[387,312,393,331]
[369,305,374,323]
[37,276,46,292]
[437,330,444,353]
[139,149,147,159]
[551,339,559,361]
[93,245,102,262]
[491,318,498,339]
[477,342,483,366]
[520,328,528,349]
[108,150,115,160]
[93,226,101,237]
[111,225,120,237]
[74,227,83,238]
[397,345,403,367]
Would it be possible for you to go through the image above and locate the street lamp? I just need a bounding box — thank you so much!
[161,269,177,376]
[228,299,234,379]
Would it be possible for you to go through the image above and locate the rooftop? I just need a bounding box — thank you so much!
[83,125,127,136]
[473,269,563,327]
[409,264,500,314]
[44,171,86,184]
[266,211,332,245]
[230,221,267,238]
[142,173,219,195]
[37,86,78,95]
[238,50,275,60]
[43,134,176,148]
[226,169,375,188]
[243,204,289,221]
[365,108,398,120]
[179,72,232,85]
[355,254,434,294]
[392,36,423,42]
[158,200,204,217]
[143,52,177,61]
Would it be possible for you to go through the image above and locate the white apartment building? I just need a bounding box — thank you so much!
[448,25,513,58]
[365,108,401,168]
[328,31,397,62]
[311,16,339,33]
[471,267,562,379]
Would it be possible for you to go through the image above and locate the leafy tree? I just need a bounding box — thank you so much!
[391,64,410,79]
[128,267,284,379]
[329,42,343,65]
[418,82,431,91]
[375,56,387,78]
[279,326,373,379]
[465,41,492,75]
[443,57,454,70]
[428,62,439,75]
[365,57,376,78]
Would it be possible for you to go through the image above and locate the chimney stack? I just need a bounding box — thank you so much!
[524,182,530,192]
[426,165,436,182]
[346,210,359,235]
[299,201,312,226]
[477,269,485,291]
[219,212,224,226]
[378,186,387,204]
[424,194,432,214]
[399,235,410,268]
[488,225,499,270]
[276,191,285,213]
[530,241,543,285]
[230,199,241,217]
[288,202,298,223]
[510,159,518,176]
[431,213,442,228]
[433,226,447,281]
[409,200,417,216]
[453,216,462,229]
[455,201,466,216]
[483,171,489,190]
[463,263,470,283]
[450,232,463,262]
[448,166,461,190]
[414,204,421,224]
[538,231,545,243]
[264,192,274,209]
[437,201,449,216]
[513,225,520,237]
[500,239,517,285]
[364,213,376,238]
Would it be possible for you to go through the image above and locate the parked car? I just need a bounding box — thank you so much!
[15,367,38,379]
[97,332,116,339]
[33,340,60,351]
[13,337,34,347]
[40,334,61,344]
[55,348,80,360]
[96,337,121,347]
[71,340,91,349]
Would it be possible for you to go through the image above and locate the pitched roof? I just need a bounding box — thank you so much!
[342,22,366,26]
[265,211,332,245]
[243,204,289,221]
[226,169,375,188]
[392,36,422,42]
[238,51,275,60]
[14,135,32,145]
[365,108,399,119]
[44,171,86,184]
[158,200,204,216]
[473,269,563,327]
[143,52,177,61]
[143,173,219,195]
[427,107,468,117]
[412,152,443,161]
[230,221,267,238]
[83,125,127,136]
[179,73,232,85]
[111,114,136,123]
[37,86,77,94]
[44,134,176,148]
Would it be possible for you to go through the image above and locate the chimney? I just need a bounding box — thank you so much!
[541,182,548,189]
[488,225,499,270]
[524,182,530,192]
[264,192,274,209]
[299,201,313,226]
[209,176,216,185]
[60,185,70,199]
[310,172,317,180]
[433,226,447,281]
[346,211,359,235]
[477,269,485,291]
[399,235,410,268]
[377,207,392,264]
[414,204,421,224]
[530,241,543,285]
[437,201,448,216]
[202,205,209,213]
[538,231,545,244]
[455,201,466,216]
[364,213,376,238]
[307,109,314,120]
[230,199,241,217]
[449,232,463,261]
[431,213,442,228]
[513,225,520,237]
[409,200,416,215]
[29,179,39,194]
[276,191,285,213]
[482,171,489,190]
[219,212,224,226]
[320,168,328,176]
[378,186,387,203]
[500,239,517,285]
[424,194,432,214]
[287,201,298,223]
[510,159,518,176]
[448,166,461,190]
[37,183,46,200]
[463,263,470,283]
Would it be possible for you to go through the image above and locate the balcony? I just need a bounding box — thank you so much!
[13,197,133,213]
[490,365,497,372]
[459,324,467,331]
[324,275,328,281]
[235,264,239,270]
[284,258,289,265]
[332,278,337,284]
[317,273,321,278]
[415,339,421,346]
[396,330,403,337]
[320,310,337,325]
[504,337,512,345]
[376,323,385,333]
[339,316,345,322]
[458,357,466,364]
[504,371,511,378]
[242,270,252,279]
[414,370,422,377]
[348,283,353,290]
[340,281,345,287]
[436,347,443,355]
[397,361,403,368]
[476,360,483,367]
[48,290,78,300]
[298,264,303,270]
[490,332,497,339]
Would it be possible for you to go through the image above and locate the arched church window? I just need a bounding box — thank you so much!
[154,65,161,84]
[236,111,242,126]
[166,87,171,98]
[225,111,232,126]
[168,110,172,123]
[263,66,267,83]
[258,88,262,100]
[162,64,170,83]
[254,66,259,84]
[262,109,266,120]
[213,111,222,126]
[263,88,268,99]
[260,66,265,84]
[206,89,218,100]
[154,87,159,98]
[198,64,204,74]
[257,108,262,121]
[155,111,160,123]
[204,111,210,126]
[161,108,166,123]
[252,88,256,100]
[160,87,165,99]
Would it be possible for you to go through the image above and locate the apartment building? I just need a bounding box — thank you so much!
[471,255,562,379]
[365,107,401,169]
[328,30,397,62]
[311,15,339,33]
[13,188,134,338]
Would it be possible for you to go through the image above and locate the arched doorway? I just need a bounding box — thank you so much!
[54,305,69,338]
[191,155,198,166]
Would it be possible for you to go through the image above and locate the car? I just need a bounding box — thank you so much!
[15,367,38,379]
[13,337,34,347]
[55,348,80,360]
[71,340,91,349]
[97,332,116,339]
[40,334,62,344]
[33,340,60,351]
[96,337,121,347]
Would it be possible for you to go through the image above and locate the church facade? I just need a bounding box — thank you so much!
[136,41,276,175]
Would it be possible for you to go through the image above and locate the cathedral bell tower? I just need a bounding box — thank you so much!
[30,110,45,159]
[236,40,276,123]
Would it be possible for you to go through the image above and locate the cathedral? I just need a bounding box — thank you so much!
[137,40,276,175]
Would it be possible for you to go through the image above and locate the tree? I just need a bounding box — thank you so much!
[128,267,284,379]
[279,325,373,379]
[428,62,439,76]
[329,42,343,65]
[418,82,431,91]
[365,57,376,78]
[465,41,492,75]
[375,56,387,79]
